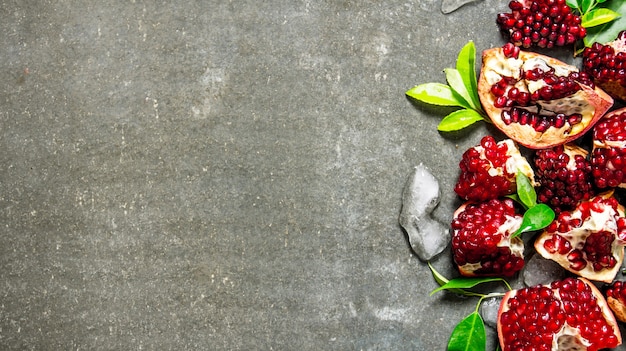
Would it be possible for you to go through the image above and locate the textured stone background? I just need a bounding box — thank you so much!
[2,1,624,350]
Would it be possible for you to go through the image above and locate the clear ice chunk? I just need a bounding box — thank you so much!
[523,253,567,288]
[399,163,450,261]
[441,0,484,14]
[479,296,502,329]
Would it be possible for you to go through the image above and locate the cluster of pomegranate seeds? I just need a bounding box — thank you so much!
[591,110,626,188]
[583,42,626,84]
[496,0,586,49]
[451,198,524,277]
[499,278,620,351]
[501,107,581,133]
[454,136,517,201]
[533,145,595,213]
[489,67,593,133]
[582,30,626,101]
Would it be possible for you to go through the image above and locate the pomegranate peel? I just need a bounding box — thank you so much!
[478,47,614,149]
[497,277,622,351]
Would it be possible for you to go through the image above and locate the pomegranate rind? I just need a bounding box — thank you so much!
[607,296,626,323]
[497,278,622,351]
[478,47,614,149]
[534,193,626,283]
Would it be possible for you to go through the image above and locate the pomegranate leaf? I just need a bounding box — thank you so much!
[455,41,481,112]
[583,0,626,46]
[447,312,486,351]
[581,8,621,28]
[406,83,471,108]
[430,277,507,296]
[437,109,485,132]
[515,172,536,209]
[445,68,480,111]
[513,203,555,238]
[567,0,579,11]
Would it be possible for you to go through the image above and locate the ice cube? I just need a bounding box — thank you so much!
[523,253,567,287]
[441,0,484,14]
[479,296,502,329]
[399,164,450,261]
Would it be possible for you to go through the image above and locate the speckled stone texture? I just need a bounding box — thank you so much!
[2,1,624,350]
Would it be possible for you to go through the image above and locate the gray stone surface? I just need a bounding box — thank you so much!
[3,1,624,350]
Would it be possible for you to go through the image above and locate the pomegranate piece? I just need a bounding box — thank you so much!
[583,30,626,102]
[497,0,586,49]
[591,107,626,189]
[454,136,535,202]
[451,198,525,277]
[533,144,595,213]
[498,277,622,351]
[534,193,626,283]
[478,47,614,149]
[606,280,626,324]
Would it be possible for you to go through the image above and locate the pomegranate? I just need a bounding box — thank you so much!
[451,198,525,277]
[533,144,595,213]
[497,0,586,49]
[478,46,614,149]
[498,277,622,351]
[590,107,626,189]
[534,193,626,283]
[454,136,535,202]
[606,280,626,323]
[582,30,626,102]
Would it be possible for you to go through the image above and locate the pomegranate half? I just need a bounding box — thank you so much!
[478,46,613,149]
[498,277,622,351]
[534,193,626,283]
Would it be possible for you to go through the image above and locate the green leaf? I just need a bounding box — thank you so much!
[456,41,481,112]
[447,312,486,351]
[406,83,470,107]
[437,109,485,132]
[566,0,580,10]
[580,0,593,13]
[516,172,536,209]
[584,0,626,46]
[428,262,450,286]
[431,277,505,295]
[582,8,621,28]
[512,204,555,238]
[445,68,477,110]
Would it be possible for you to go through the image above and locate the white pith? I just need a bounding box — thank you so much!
[563,144,588,171]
